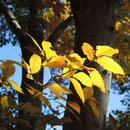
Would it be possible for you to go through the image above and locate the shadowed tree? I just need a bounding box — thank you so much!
[0,0,126,130]
[63,0,122,130]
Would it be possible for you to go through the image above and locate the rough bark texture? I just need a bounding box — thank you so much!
[63,0,120,130]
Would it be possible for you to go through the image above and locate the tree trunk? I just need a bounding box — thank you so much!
[64,0,120,130]
[18,0,44,130]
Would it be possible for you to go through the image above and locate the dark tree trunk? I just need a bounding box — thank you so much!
[18,0,44,130]
[63,0,120,130]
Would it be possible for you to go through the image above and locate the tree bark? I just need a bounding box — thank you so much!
[18,0,44,130]
[63,0,120,130]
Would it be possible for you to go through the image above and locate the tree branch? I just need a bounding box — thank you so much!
[0,0,24,40]
[47,15,73,46]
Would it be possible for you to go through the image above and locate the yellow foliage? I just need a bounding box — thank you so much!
[115,21,122,31]
[26,84,51,107]
[89,69,106,93]
[42,56,68,68]
[1,95,9,109]
[1,61,15,79]
[82,42,95,61]
[96,46,119,57]
[69,78,85,103]
[29,54,42,74]
[6,79,23,94]
[96,56,125,75]
[73,72,92,87]
[61,68,77,78]
[48,83,70,98]
[42,41,57,60]
[83,87,94,100]
[65,53,86,69]
[89,98,100,119]
[27,34,43,53]
[68,101,80,113]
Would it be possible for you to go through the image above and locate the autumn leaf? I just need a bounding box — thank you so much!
[68,101,80,113]
[82,42,95,61]
[1,95,9,109]
[29,54,42,74]
[42,56,68,68]
[61,68,76,79]
[42,41,57,59]
[89,98,100,119]
[96,56,125,75]
[3,83,9,91]
[48,83,70,98]
[27,34,43,53]
[89,69,106,93]
[69,78,85,103]
[73,72,92,87]
[96,46,119,57]
[65,53,86,69]
[83,87,94,100]
[26,84,51,107]
[1,61,15,79]
[115,20,122,31]
[6,79,23,94]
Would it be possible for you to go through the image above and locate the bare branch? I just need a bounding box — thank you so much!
[48,15,73,46]
[0,0,24,40]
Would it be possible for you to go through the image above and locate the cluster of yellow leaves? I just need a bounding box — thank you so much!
[0,61,23,94]
[0,36,125,120]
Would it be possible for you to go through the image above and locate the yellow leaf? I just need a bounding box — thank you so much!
[73,72,92,87]
[68,101,80,113]
[27,34,43,53]
[83,87,94,100]
[42,41,57,59]
[1,95,9,109]
[3,83,9,91]
[29,54,41,74]
[65,53,86,69]
[96,46,119,57]
[89,69,106,93]
[115,20,122,31]
[89,98,100,119]
[48,84,70,98]
[69,78,85,103]
[61,68,77,79]
[6,79,23,94]
[96,56,125,75]
[42,56,68,68]
[1,61,15,79]
[26,84,51,107]
[82,42,95,61]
